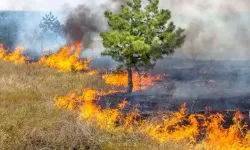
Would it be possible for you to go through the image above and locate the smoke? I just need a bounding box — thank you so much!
[64,5,103,47]
[148,0,250,111]
[62,0,250,59]
[2,0,250,59]
[1,0,250,60]
[0,0,127,58]
[160,0,250,60]
[64,0,126,48]
[0,0,89,11]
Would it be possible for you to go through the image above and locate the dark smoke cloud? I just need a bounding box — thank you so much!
[64,0,126,48]
[64,5,103,47]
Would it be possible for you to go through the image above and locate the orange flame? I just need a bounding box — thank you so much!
[86,70,99,75]
[197,111,250,149]
[0,44,29,64]
[38,42,92,72]
[102,72,163,91]
[55,88,250,149]
[1,41,248,149]
[55,88,130,130]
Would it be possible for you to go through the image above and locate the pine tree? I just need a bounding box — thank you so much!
[100,0,185,93]
[39,12,64,50]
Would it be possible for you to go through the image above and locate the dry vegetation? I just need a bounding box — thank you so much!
[0,60,187,150]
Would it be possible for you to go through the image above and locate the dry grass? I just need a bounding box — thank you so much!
[0,60,187,150]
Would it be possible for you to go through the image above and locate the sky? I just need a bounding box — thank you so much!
[1,0,249,12]
[0,0,105,11]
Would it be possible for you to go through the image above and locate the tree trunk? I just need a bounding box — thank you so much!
[127,67,133,93]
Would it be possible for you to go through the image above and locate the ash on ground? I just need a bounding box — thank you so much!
[98,56,250,115]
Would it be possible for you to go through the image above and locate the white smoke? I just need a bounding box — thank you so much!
[0,0,88,11]
[160,0,250,60]
[0,0,121,11]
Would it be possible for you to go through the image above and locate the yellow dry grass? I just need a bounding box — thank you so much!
[0,60,187,150]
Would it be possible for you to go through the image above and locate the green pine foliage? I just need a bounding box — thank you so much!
[100,0,185,93]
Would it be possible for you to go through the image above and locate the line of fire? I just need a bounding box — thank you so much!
[1,0,250,149]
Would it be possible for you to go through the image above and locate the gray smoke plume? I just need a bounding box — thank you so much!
[64,0,126,48]
[63,0,250,59]
[160,0,250,60]
[146,0,250,112]
[64,5,103,47]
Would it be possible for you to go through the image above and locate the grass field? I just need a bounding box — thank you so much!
[0,60,187,150]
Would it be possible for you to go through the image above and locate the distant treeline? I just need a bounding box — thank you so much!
[0,11,65,56]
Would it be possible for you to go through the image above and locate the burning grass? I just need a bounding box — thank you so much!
[0,60,103,149]
[0,60,183,150]
[102,72,163,92]
[0,43,92,72]
[38,42,92,72]
[0,44,29,64]
[55,87,250,149]
[1,44,250,149]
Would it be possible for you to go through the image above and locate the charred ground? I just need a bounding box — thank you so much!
[94,56,250,129]
[96,56,250,112]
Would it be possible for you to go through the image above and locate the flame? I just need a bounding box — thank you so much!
[141,104,200,143]
[53,59,250,149]
[55,88,135,130]
[197,111,250,149]
[0,44,28,64]
[38,42,92,72]
[102,72,163,91]
[86,70,99,75]
[55,88,250,149]
[1,42,248,149]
